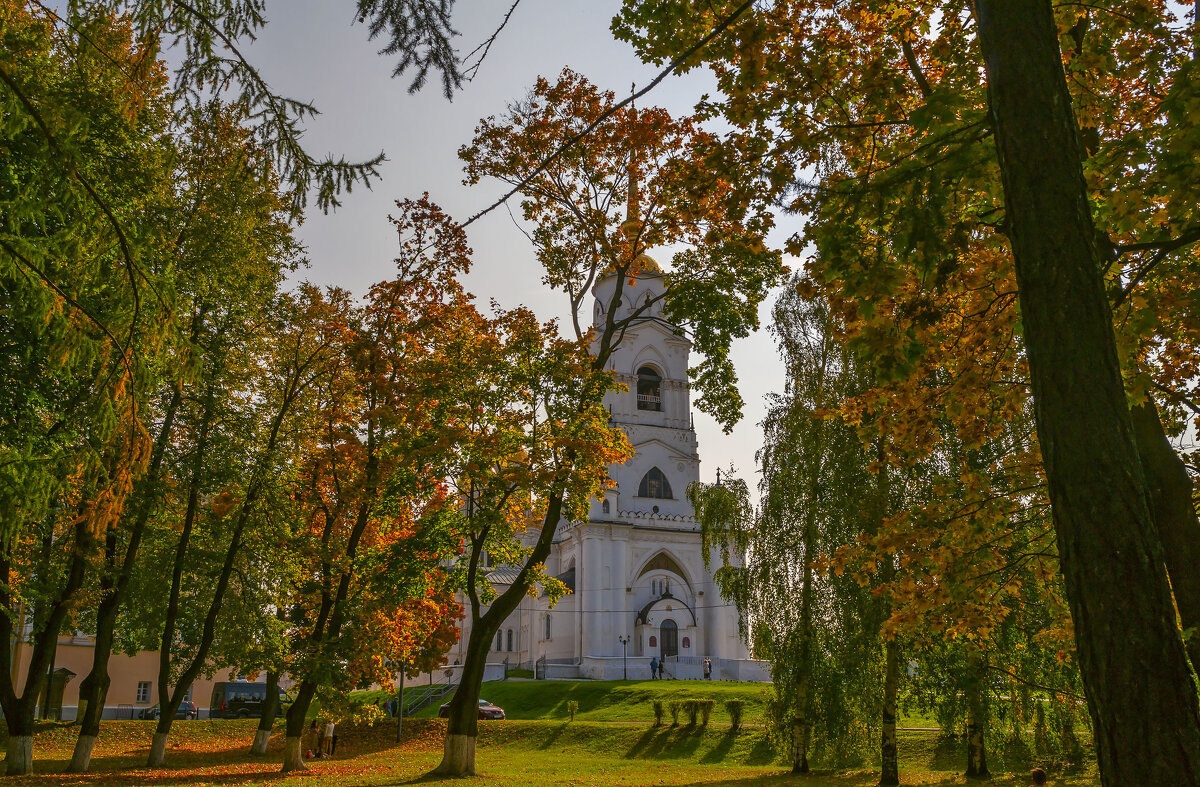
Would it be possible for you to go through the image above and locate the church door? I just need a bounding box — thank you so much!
[660,619,678,658]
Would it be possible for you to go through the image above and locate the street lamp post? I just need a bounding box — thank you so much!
[395,662,405,743]
[618,635,630,680]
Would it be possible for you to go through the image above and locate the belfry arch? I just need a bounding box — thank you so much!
[635,549,693,593]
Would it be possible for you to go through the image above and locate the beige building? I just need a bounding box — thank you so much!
[10,630,253,721]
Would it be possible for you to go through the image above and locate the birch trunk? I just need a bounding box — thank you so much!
[964,647,989,779]
[880,638,900,786]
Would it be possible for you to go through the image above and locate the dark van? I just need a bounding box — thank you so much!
[209,682,290,719]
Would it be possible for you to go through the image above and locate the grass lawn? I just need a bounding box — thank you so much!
[2,717,1099,786]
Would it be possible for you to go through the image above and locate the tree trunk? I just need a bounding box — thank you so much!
[0,518,93,775]
[791,678,810,774]
[70,617,113,773]
[431,623,489,777]
[973,2,1200,783]
[281,735,306,773]
[791,426,821,776]
[5,735,32,776]
[880,638,900,786]
[67,734,98,774]
[281,680,317,773]
[964,646,990,780]
[395,668,405,743]
[147,731,169,769]
[72,385,181,773]
[1130,398,1200,669]
[251,670,280,755]
[251,729,272,757]
[430,457,577,778]
[438,733,477,777]
[152,375,297,769]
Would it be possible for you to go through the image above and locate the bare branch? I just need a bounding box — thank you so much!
[460,0,757,229]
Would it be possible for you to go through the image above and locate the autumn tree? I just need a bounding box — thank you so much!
[105,285,333,768]
[277,199,487,773]
[64,98,299,772]
[432,69,785,776]
[0,4,179,773]
[615,1,1200,780]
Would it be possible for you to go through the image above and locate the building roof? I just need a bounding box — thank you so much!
[485,566,522,585]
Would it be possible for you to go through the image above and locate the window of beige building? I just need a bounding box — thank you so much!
[136,682,151,703]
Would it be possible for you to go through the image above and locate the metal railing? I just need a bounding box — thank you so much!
[402,682,454,716]
[636,394,662,411]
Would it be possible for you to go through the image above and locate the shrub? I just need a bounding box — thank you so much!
[652,700,665,727]
[684,699,699,727]
[668,701,682,726]
[698,699,715,726]
[725,699,745,731]
[567,700,579,722]
[350,701,386,727]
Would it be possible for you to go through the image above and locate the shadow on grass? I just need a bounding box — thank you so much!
[536,723,569,750]
[624,726,678,760]
[929,733,962,771]
[697,729,737,764]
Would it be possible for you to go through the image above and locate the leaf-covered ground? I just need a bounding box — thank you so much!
[4,718,1099,786]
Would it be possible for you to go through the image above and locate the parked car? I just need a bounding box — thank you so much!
[439,699,505,720]
[209,681,292,719]
[139,701,198,720]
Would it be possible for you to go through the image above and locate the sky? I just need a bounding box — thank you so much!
[238,0,802,486]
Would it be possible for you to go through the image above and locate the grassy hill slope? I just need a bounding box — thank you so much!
[358,680,771,724]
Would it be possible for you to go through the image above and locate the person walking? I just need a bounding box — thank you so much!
[703,658,712,680]
[650,656,659,680]
[329,721,339,756]
[657,659,665,680]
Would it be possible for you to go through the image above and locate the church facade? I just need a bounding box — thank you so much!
[445,262,767,682]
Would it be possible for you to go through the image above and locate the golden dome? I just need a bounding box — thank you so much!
[601,252,664,279]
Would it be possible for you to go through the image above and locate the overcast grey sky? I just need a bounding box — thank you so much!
[240,0,801,487]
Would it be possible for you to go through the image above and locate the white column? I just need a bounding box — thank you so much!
[582,531,602,658]
[611,531,629,654]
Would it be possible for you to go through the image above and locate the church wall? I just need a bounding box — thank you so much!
[438,269,764,682]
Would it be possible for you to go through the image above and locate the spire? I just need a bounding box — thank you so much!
[620,149,643,242]
[599,119,664,280]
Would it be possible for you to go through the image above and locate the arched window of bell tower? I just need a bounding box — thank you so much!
[638,467,673,499]
[637,366,662,411]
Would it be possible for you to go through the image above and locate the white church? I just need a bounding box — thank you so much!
[444,255,768,682]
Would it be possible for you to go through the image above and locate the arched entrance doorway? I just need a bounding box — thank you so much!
[660,619,678,658]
